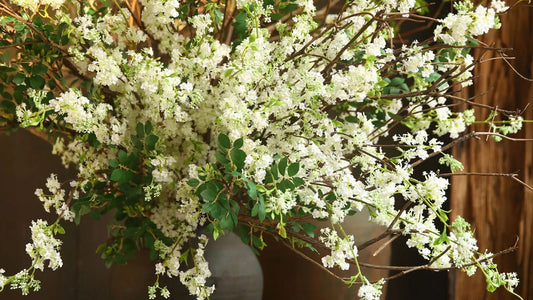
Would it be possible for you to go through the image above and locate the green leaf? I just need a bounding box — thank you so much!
[122,238,137,257]
[145,134,159,151]
[187,178,200,187]
[230,148,246,170]
[200,185,218,202]
[291,222,301,233]
[135,122,144,138]
[79,204,91,216]
[279,3,298,14]
[301,223,317,238]
[278,157,288,175]
[74,203,92,224]
[292,177,304,186]
[220,214,235,231]
[233,12,248,38]
[269,163,279,181]
[252,235,265,250]
[233,138,243,149]
[212,226,220,240]
[258,197,266,222]
[277,179,294,192]
[246,180,257,200]
[276,223,287,238]
[251,202,259,217]
[110,168,133,184]
[118,150,128,164]
[217,133,231,150]
[53,224,66,235]
[29,76,45,89]
[1,92,12,101]
[345,116,358,123]
[31,63,48,75]
[109,159,119,168]
[214,9,224,28]
[426,72,441,83]
[433,229,449,246]
[237,224,251,244]
[145,121,153,134]
[87,133,101,147]
[61,35,69,46]
[203,201,226,219]
[377,79,389,88]
[271,13,283,21]
[13,73,25,85]
[0,50,11,62]
[215,152,230,164]
[0,100,16,114]
[390,77,405,86]
[131,135,143,149]
[13,23,26,32]
[287,162,299,177]
[388,87,400,94]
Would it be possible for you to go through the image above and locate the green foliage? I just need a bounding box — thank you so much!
[192,134,315,253]
[382,77,409,95]
[232,12,248,47]
[439,153,464,173]
[70,122,167,267]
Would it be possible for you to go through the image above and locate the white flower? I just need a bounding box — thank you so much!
[179,235,214,299]
[189,14,213,36]
[87,47,124,86]
[470,6,496,36]
[49,89,112,135]
[358,280,384,300]
[10,0,65,11]
[155,263,165,275]
[0,268,6,289]
[25,220,63,271]
[491,0,508,13]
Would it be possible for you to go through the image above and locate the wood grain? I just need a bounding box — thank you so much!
[450,2,533,299]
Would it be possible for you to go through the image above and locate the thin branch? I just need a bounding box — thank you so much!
[280,239,347,282]
[360,238,519,274]
[439,172,518,177]
[511,176,533,193]
[500,54,533,82]
[439,172,533,193]
[475,132,533,142]
[446,92,522,116]
[372,234,399,257]
[357,201,410,251]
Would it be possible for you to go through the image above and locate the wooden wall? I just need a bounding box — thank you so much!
[450,2,533,299]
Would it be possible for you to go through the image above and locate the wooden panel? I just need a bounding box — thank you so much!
[450,2,533,299]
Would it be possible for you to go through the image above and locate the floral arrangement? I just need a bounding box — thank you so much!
[0,0,526,299]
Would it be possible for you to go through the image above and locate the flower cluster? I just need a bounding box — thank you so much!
[358,279,385,300]
[25,220,64,272]
[320,227,358,271]
[0,0,526,299]
[34,174,74,221]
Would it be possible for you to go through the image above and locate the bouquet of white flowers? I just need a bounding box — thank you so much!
[0,0,525,298]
